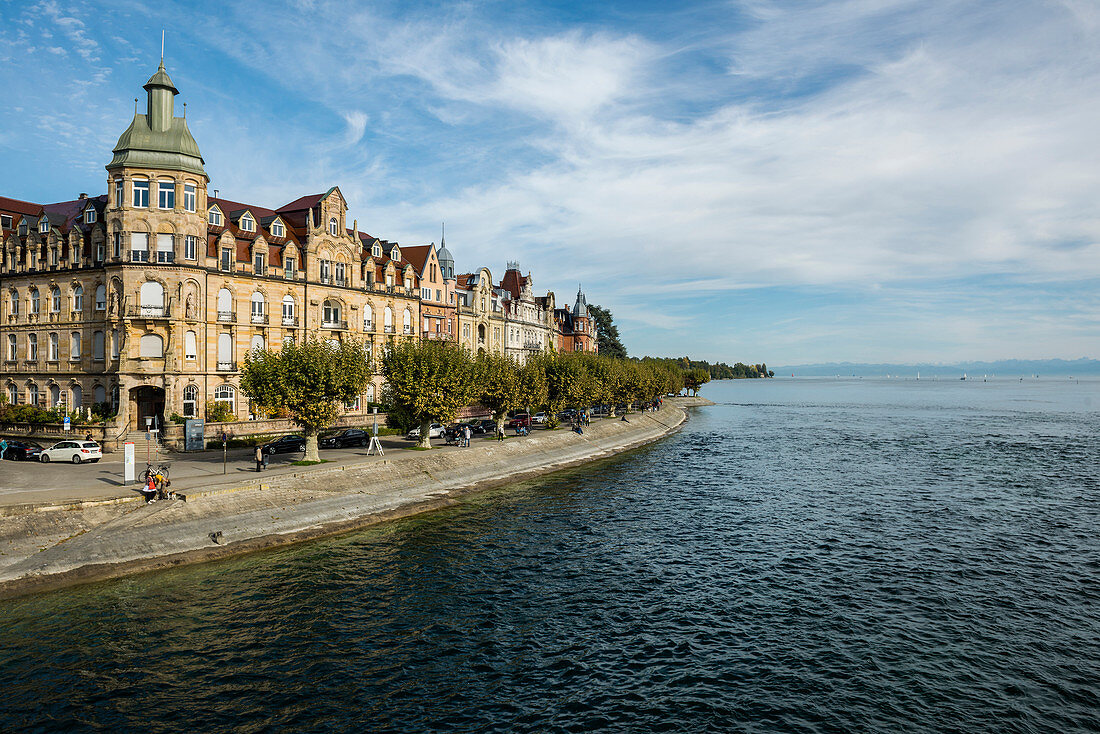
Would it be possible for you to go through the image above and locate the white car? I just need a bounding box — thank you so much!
[532,412,549,424]
[406,423,445,439]
[40,440,102,464]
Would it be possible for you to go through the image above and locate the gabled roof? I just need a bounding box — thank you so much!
[399,245,435,274]
[499,268,528,302]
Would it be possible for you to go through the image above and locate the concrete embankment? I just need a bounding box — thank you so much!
[0,402,692,599]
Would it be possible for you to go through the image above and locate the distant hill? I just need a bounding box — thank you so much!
[773,358,1100,377]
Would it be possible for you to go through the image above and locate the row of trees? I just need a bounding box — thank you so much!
[240,337,687,458]
[648,356,774,380]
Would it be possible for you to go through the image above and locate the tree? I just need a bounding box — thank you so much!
[683,367,711,396]
[475,352,547,434]
[240,335,372,461]
[382,338,479,448]
[588,304,627,359]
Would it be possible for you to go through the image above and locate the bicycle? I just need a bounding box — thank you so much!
[141,463,175,500]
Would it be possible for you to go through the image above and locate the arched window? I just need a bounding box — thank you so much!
[72,285,83,312]
[92,331,104,360]
[329,217,339,236]
[50,286,61,313]
[71,384,82,408]
[69,332,81,360]
[111,329,120,358]
[281,295,295,326]
[322,299,341,326]
[363,303,373,329]
[250,291,265,323]
[48,332,59,361]
[384,306,394,332]
[185,330,197,360]
[30,288,39,314]
[182,385,198,417]
[7,383,17,405]
[140,333,164,358]
[28,382,39,406]
[94,384,106,404]
[217,288,233,320]
[403,308,412,334]
[7,334,15,361]
[214,384,235,413]
[8,290,17,316]
[49,383,61,407]
[140,281,165,316]
[250,334,265,352]
[28,334,38,360]
[366,383,375,402]
[95,284,106,311]
[157,178,175,209]
[217,333,233,369]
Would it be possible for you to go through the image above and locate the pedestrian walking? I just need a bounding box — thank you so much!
[497,423,505,442]
[0,437,7,460]
[464,425,471,447]
[254,445,264,472]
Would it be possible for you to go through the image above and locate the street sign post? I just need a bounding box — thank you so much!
[63,416,70,432]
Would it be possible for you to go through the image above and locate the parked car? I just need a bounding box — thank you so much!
[472,419,497,434]
[319,429,370,448]
[406,423,445,440]
[532,412,549,424]
[557,409,577,422]
[40,440,102,464]
[262,435,306,455]
[452,421,487,435]
[505,413,532,430]
[2,439,44,461]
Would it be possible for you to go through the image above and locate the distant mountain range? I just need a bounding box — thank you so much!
[772,358,1100,377]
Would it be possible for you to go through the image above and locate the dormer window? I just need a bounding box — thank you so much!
[1,214,11,229]
[391,247,400,261]
[270,220,284,238]
[39,219,49,234]
[371,243,381,258]
[328,217,339,236]
[18,220,28,236]
[208,207,223,226]
[84,209,96,224]
[240,213,255,233]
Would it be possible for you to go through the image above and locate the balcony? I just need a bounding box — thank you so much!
[125,303,171,319]
[251,313,269,325]
[363,322,374,332]
[524,341,542,350]
[216,361,237,372]
[320,276,348,287]
[217,310,235,323]
[322,320,348,330]
[384,325,395,334]
[282,315,299,327]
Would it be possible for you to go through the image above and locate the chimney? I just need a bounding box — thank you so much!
[79,193,87,200]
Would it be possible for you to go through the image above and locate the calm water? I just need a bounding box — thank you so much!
[2,378,1099,733]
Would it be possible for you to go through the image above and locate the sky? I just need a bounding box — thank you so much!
[1,0,1098,365]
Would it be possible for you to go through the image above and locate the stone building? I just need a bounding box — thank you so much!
[554,287,598,353]
[497,262,556,363]
[0,61,420,437]
[454,268,506,356]
[401,235,455,342]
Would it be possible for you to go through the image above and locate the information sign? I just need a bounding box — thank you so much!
[63,416,70,431]
[123,442,135,483]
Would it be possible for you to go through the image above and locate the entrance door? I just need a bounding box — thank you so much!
[130,385,166,432]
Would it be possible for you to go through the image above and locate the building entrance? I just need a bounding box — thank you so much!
[130,385,166,432]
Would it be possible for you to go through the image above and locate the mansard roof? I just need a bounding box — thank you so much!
[499,268,529,302]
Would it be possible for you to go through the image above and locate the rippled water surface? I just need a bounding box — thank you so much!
[2,378,1100,733]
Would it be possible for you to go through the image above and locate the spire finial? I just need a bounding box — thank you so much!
[134,97,138,113]
[160,30,165,67]
[441,221,445,248]
[182,102,186,118]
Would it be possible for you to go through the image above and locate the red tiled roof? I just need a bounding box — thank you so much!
[499,268,527,301]
[277,193,325,212]
[399,245,434,273]
[0,195,43,217]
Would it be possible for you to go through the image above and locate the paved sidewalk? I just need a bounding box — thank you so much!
[0,426,584,508]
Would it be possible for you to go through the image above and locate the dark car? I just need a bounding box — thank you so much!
[261,435,306,455]
[452,421,486,436]
[1,439,43,461]
[320,428,370,449]
[505,413,532,429]
[472,419,496,434]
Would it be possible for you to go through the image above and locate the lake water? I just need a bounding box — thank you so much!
[2,378,1099,733]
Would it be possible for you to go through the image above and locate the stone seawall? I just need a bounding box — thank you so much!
[0,402,690,599]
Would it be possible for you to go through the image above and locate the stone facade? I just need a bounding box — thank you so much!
[0,61,597,441]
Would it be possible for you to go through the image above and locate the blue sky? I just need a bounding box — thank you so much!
[1,0,1098,365]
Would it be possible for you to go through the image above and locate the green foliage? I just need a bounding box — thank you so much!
[588,304,627,359]
[169,412,186,424]
[240,335,372,460]
[205,400,237,423]
[382,338,479,447]
[0,403,95,426]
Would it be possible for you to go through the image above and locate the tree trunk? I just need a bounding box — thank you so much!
[493,411,506,436]
[418,418,432,449]
[303,429,320,462]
